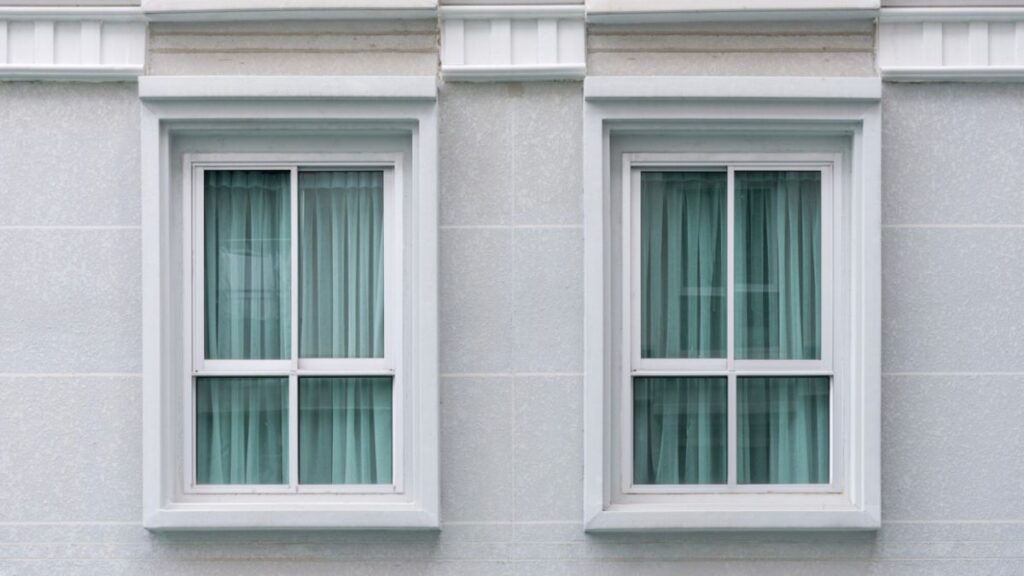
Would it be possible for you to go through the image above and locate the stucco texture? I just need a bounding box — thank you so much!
[2,79,1024,574]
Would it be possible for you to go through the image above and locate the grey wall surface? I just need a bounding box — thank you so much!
[2,73,1024,576]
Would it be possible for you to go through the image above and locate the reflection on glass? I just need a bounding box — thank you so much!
[299,376,393,484]
[641,172,727,359]
[633,376,727,484]
[738,376,829,484]
[299,171,385,359]
[735,171,821,360]
[195,377,288,485]
[204,170,291,360]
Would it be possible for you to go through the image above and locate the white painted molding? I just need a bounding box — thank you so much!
[879,9,1024,81]
[139,75,438,100]
[440,5,585,81]
[0,7,145,80]
[584,76,882,101]
[585,0,878,23]
[142,0,437,21]
[141,75,439,531]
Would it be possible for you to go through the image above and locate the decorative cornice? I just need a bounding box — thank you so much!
[879,8,1024,81]
[440,5,585,82]
[138,75,438,100]
[585,0,878,24]
[0,8,145,80]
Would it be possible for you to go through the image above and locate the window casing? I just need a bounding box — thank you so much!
[582,78,881,531]
[183,154,403,496]
[620,154,841,498]
[140,76,439,531]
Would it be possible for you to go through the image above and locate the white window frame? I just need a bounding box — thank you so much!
[141,76,439,531]
[583,76,881,531]
[622,155,840,497]
[183,153,403,496]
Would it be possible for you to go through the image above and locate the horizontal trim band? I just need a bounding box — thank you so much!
[879,7,1024,23]
[584,76,882,101]
[442,64,586,82]
[439,5,584,19]
[139,76,438,100]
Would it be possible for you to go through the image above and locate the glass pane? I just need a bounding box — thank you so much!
[299,376,393,484]
[633,376,727,485]
[641,172,727,359]
[204,170,291,360]
[735,170,821,360]
[299,171,385,359]
[738,376,829,484]
[195,377,288,485]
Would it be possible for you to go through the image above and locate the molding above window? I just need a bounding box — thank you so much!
[585,0,879,23]
[142,0,437,21]
[879,8,1024,81]
[140,76,439,531]
[584,76,882,101]
[440,5,585,81]
[582,76,881,532]
[0,7,145,80]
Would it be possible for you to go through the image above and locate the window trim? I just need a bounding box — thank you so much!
[182,153,404,497]
[621,154,841,497]
[140,75,439,531]
[582,76,881,531]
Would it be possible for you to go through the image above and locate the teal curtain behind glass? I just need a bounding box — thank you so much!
[299,171,385,359]
[299,377,393,484]
[204,170,291,360]
[641,172,727,358]
[735,171,821,360]
[196,377,288,485]
[633,377,727,484]
[738,376,829,484]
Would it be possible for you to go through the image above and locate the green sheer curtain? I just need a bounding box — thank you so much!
[738,376,829,484]
[299,377,393,484]
[735,171,821,360]
[641,172,727,359]
[204,170,291,360]
[633,377,727,485]
[299,171,385,359]
[195,377,288,485]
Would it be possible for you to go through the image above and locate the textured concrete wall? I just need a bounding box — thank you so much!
[147,20,439,75]
[587,20,875,76]
[3,77,1024,573]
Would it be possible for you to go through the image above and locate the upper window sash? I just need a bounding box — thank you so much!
[624,154,835,376]
[187,154,403,377]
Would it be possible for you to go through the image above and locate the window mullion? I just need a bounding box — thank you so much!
[726,167,737,488]
[289,167,300,491]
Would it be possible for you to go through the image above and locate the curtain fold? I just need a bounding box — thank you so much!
[737,376,829,484]
[735,171,821,360]
[633,377,727,485]
[299,171,385,359]
[299,376,393,484]
[641,172,727,359]
[204,170,291,360]
[195,377,288,485]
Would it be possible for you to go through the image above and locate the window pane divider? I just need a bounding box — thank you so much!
[288,167,299,491]
[726,166,737,489]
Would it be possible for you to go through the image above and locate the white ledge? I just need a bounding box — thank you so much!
[586,0,877,23]
[143,0,437,21]
[879,7,1024,23]
[584,76,882,101]
[138,76,438,100]
[0,7,144,21]
[439,5,584,19]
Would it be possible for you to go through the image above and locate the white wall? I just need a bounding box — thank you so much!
[2,31,1024,576]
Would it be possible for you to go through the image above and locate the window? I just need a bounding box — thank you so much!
[185,158,401,494]
[140,76,439,530]
[623,158,836,494]
[582,76,881,531]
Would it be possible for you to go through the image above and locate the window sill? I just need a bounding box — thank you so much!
[586,505,880,532]
[145,504,440,531]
